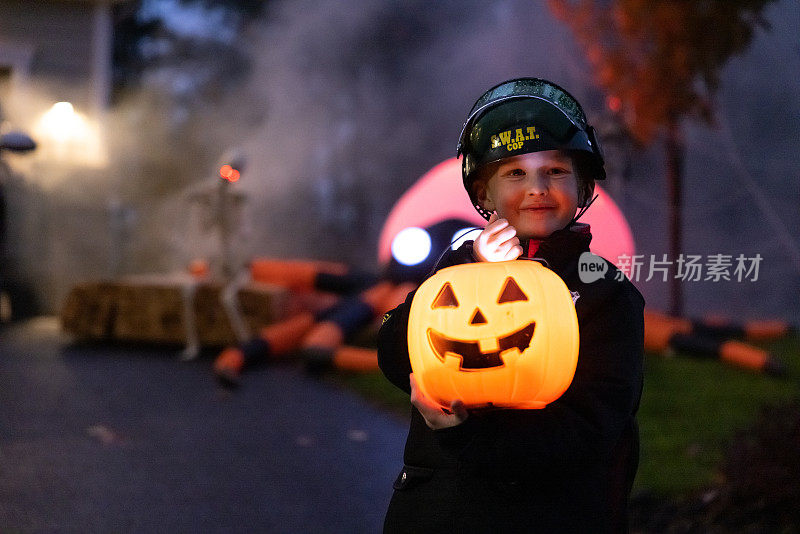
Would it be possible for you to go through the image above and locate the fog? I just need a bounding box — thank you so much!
[233,0,800,321]
[3,0,798,322]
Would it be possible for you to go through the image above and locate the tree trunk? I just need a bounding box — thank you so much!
[666,119,684,316]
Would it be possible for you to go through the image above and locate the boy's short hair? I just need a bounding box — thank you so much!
[457,78,605,220]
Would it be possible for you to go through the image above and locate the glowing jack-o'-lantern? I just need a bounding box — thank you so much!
[408,260,579,410]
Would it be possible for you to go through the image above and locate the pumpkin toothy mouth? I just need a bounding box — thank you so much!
[426,322,535,370]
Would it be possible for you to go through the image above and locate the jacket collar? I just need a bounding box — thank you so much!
[521,223,592,273]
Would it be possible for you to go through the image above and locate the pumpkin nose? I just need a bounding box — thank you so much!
[469,308,488,325]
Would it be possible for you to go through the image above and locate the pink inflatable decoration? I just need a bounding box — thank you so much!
[378,158,635,268]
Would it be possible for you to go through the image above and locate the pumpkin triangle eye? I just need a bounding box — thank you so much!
[498,277,528,303]
[432,282,459,308]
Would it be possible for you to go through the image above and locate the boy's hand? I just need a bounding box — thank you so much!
[473,213,522,262]
[410,373,468,429]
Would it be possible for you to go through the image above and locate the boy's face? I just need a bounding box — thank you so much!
[475,150,579,241]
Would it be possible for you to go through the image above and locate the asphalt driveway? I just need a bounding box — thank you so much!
[0,318,408,533]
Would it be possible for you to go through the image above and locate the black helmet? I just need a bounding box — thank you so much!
[457,78,605,220]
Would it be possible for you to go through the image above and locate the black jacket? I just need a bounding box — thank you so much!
[378,224,645,533]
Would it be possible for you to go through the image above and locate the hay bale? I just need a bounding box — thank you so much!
[61,275,288,346]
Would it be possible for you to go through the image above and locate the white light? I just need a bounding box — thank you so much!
[38,102,81,143]
[451,227,480,250]
[34,101,107,167]
[391,227,432,266]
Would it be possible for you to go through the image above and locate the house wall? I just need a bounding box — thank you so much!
[0,1,95,79]
[0,1,121,315]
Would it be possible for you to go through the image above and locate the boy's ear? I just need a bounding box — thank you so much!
[475,180,495,212]
[578,181,595,208]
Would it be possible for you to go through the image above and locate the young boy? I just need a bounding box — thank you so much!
[377,78,644,533]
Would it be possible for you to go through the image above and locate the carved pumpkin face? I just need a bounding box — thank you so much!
[408,260,579,409]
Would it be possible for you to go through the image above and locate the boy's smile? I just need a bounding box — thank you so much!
[477,150,579,240]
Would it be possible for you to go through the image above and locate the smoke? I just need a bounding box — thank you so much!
[1,0,266,312]
[624,0,800,319]
[3,0,798,322]
[232,0,588,265]
[230,0,799,320]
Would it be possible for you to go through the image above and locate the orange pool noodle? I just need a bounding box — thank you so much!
[332,346,379,372]
[258,312,317,355]
[249,259,348,290]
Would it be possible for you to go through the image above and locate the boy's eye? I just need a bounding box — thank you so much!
[506,168,525,176]
[547,167,571,176]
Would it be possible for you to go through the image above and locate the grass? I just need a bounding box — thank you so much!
[333,334,800,499]
[636,334,800,496]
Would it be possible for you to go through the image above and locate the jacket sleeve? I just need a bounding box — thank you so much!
[457,279,645,482]
[376,288,415,394]
[377,241,477,394]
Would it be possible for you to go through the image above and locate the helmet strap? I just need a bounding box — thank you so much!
[568,193,598,227]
